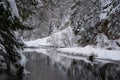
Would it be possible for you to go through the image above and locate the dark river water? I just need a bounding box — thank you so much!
[0,49,120,80]
[0,51,73,80]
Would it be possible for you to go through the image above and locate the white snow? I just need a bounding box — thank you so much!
[7,0,19,18]
[0,2,7,9]
[19,50,30,75]
[99,0,112,20]
[96,33,120,50]
[57,46,120,61]
[99,13,107,20]
[24,44,120,66]
[25,26,75,47]
[36,0,44,7]
[19,53,27,67]
[100,0,111,7]
[47,26,75,47]
[24,48,47,55]
[24,27,76,68]
[58,53,91,63]
[25,37,50,47]
[109,4,120,14]
[25,26,120,63]
[37,0,42,4]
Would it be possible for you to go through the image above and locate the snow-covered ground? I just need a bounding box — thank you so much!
[25,26,120,63]
[25,37,50,47]
[25,26,75,47]
[24,45,120,64]
[57,46,120,61]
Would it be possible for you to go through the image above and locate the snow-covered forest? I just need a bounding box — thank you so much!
[0,0,120,80]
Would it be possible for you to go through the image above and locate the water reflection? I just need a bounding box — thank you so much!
[68,59,120,80]
[0,49,120,80]
[24,52,70,80]
[45,49,120,80]
[0,70,24,80]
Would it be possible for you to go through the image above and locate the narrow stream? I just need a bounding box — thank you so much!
[23,52,72,80]
[0,49,120,80]
[0,51,73,80]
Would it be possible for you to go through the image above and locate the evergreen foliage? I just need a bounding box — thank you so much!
[0,0,31,73]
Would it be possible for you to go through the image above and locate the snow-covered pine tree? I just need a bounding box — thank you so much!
[0,0,31,74]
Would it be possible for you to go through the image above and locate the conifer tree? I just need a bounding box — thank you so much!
[0,0,31,74]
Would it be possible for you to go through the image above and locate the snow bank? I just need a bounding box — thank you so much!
[25,26,75,47]
[57,46,120,61]
[25,37,50,47]
[24,48,47,55]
